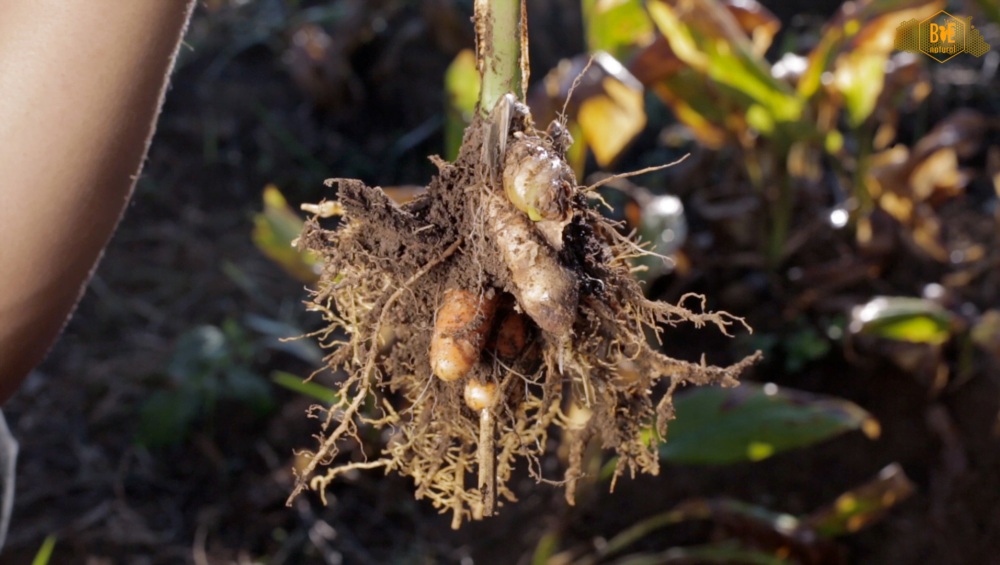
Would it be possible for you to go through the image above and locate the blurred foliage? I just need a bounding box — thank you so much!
[970,310,1000,364]
[849,296,953,345]
[581,0,654,61]
[537,463,914,565]
[973,0,1000,26]
[597,382,878,488]
[138,322,273,448]
[804,463,915,536]
[271,370,341,405]
[746,320,840,375]
[783,325,834,373]
[252,184,320,283]
[655,383,878,465]
[244,313,325,366]
[647,0,803,129]
[445,48,481,161]
[513,0,991,265]
[30,536,57,565]
[575,53,649,166]
[441,0,992,270]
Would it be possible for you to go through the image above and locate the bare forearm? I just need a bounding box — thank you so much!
[0,1,196,401]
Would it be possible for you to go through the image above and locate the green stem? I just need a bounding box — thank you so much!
[475,0,523,115]
[768,173,792,265]
[853,122,873,216]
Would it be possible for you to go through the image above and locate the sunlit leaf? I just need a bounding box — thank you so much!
[638,0,804,147]
[909,148,965,201]
[531,52,646,166]
[649,79,730,148]
[656,383,879,465]
[721,0,781,56]
[626,32,733,149]
[804,463,916,536]
[647,0,802,122]
[582,0,655,61]
[445,49,480,161]
[798,0,943,126]
[850,296,952,344]
[577,55,647,166]
[252,185,320,283]
[911,109,988,163]
[271,371,341,405]
[31,535,57,565]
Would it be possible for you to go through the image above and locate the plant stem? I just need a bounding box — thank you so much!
[471,0,523,514]
[475,0,524,115]
[768,173,792,265]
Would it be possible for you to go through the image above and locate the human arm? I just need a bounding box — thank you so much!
[0,0,197,402]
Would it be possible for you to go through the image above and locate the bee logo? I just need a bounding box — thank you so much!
[896,11,991,63]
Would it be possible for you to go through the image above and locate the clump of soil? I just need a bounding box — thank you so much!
[290,95,760,527]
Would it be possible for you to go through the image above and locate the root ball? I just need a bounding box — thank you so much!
[288,98,761,526]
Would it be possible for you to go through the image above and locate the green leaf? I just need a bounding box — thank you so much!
[137,389,202,448]
[797,0,943,125]
[657,383,879,465]
[31,536,57,565]
[445,49,480,161]
[638,0,807,148]
[582,0,654,61]
[252,184,320,283]
[851,296,953,345]
[803,463,915,537]
[646,0,803,123]
[271,371,341,405]
[530,531,561,565]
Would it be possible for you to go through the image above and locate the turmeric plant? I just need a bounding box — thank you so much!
[285,0,759,527]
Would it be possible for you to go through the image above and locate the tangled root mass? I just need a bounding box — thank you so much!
[289,96,761,528]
